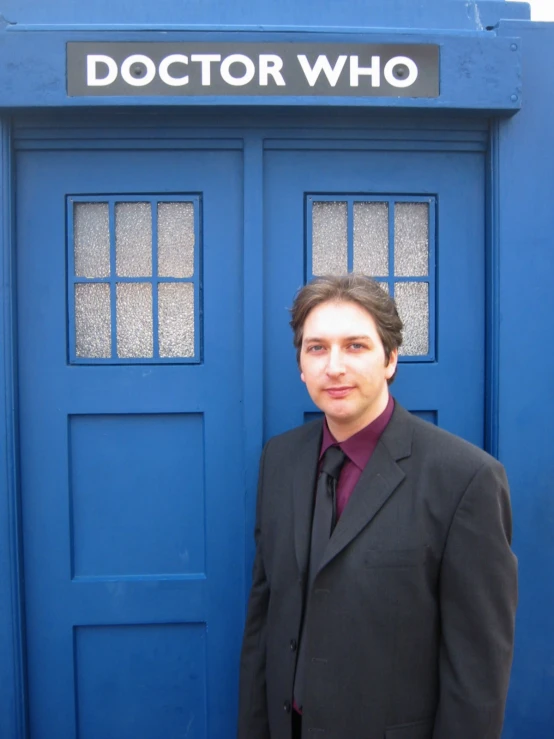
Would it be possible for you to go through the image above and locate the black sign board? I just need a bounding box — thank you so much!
[67,42,439,98]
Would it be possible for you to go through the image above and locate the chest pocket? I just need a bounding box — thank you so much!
[364,547,424,568]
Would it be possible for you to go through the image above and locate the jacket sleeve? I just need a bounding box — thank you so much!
[433,460,518,739]
[237,441,272,739]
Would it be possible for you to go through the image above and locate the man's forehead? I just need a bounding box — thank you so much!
[303,300,378,328]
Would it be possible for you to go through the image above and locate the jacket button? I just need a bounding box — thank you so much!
[283,700,291,713]
[290,639,297,652]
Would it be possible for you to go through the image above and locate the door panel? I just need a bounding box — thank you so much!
[264,148,485,443]
[17,149,244,739]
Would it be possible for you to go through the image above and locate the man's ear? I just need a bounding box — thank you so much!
[299,353,306,384]
[385,349,398,380]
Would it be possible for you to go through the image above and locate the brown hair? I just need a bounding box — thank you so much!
[289,274,403,382]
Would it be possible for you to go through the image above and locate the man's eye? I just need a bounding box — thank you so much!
[349,343,365,350]
[307,345,324,352]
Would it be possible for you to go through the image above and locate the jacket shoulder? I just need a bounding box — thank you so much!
[399,407,504,477]
[264,418,322,456]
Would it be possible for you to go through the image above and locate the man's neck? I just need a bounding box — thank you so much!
[326,393,391,442]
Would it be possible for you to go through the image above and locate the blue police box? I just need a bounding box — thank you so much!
[0,1,552,738]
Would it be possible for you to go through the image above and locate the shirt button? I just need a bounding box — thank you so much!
[283,700,291,713]
[290,639,297,652]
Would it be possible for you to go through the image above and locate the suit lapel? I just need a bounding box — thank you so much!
[318,403,414,574]
[292,420,322,579]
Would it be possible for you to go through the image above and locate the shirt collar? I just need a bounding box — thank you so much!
[320,394,395,470]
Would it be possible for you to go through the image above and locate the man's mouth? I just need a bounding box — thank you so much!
[324,386,354,398]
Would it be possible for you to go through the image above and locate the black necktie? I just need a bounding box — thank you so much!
[308,445,346,582]
[293,445,346,710]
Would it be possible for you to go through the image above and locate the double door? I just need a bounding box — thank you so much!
[16,130,485,739]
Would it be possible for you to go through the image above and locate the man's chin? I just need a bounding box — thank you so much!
[322,408,356,426]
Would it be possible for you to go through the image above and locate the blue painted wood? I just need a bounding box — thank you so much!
[495,20,554,739]
[11,111,490,148]
[485,118,501,459]
[242,133,264,591]
[0,29,522,112]
[411,410,437,425]
[0,0,530,30]
[75,623,208,739]
[264,146,485,445]
[69,414,206,577]
[16,147,245,739]
[0,117,27,739]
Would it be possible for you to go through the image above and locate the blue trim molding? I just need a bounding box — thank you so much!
[0,0,531,31]
[0,116,27,739]
[497,21,554,738]
[242,133,265,593]
[485,118,501,459]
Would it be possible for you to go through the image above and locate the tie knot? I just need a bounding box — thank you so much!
[321,445,346,480]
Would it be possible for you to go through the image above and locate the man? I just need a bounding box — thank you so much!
[238,275,517,739]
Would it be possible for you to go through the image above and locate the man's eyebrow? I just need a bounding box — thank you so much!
[302,336,325,344]
[302,335,372,343]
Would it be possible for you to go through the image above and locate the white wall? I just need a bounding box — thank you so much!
[507,0,554,21]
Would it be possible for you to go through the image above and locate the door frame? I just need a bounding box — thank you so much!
[0,111,499,738]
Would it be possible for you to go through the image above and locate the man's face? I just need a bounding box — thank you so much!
[299,300,398,441]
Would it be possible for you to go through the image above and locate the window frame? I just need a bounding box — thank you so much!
[67,194,202,365]
[306,193,436,362]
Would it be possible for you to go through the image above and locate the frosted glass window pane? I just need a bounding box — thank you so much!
[158,202,195,278]
[395,282,429,356]
[74,203,110,278]
[116,283,153,358]
[312,201,347,275]
[75,283,111,358]
[159,283,195,358]
[353,202,389,276]
[115,202,152,277]
[394,203,429,277]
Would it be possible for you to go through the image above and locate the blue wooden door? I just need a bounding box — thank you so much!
[16,148,244,739]
[264,147,485,442]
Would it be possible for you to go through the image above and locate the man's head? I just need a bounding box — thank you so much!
[290,275,403,440]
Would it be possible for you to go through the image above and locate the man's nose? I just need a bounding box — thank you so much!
[326,347,345,375]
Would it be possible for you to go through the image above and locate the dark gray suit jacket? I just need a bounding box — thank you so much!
[238,403,517,739]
